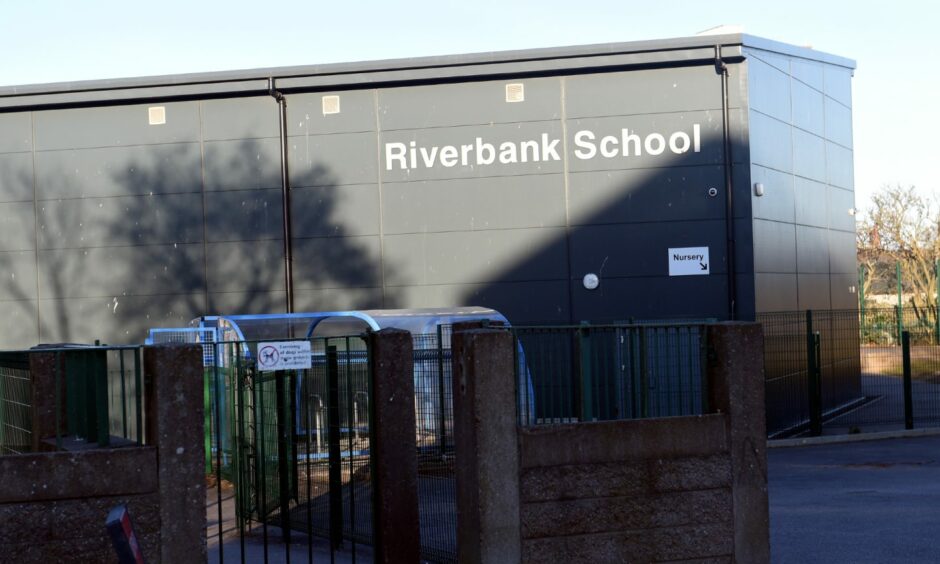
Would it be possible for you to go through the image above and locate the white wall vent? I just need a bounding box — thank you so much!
[322,95,341,115]
[505,83,525,103]
[148,106,166,125]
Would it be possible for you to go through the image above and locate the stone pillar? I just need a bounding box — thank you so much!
[706,322,770,564]
[368,329,421,564]
[452,327,521,564]
[144,344,206,564]
[27,351,67,450]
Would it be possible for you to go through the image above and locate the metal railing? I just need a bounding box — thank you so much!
[0,345,144,455]
[760,308,940,437]
[512,323,710,426]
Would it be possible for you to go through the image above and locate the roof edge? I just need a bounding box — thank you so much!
[0,33,854,104]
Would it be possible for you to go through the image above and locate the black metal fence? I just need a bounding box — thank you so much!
[0,345,144,455]
[512,323,710,425]
[207,336,374,564]
[760,308,940,437]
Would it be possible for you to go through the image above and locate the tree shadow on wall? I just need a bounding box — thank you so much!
[24,138,395,345]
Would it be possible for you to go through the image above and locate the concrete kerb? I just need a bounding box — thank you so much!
[769,427,940,448]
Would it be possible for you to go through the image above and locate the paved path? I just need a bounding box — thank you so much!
[770,435,940,563]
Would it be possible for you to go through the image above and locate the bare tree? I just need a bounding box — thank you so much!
[857,184,940,324]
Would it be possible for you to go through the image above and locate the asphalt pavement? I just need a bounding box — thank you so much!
[770,435,940,563]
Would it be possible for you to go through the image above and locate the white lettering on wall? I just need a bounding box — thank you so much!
[383,124,703,171]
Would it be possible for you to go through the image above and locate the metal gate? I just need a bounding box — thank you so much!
[207,336,374,563]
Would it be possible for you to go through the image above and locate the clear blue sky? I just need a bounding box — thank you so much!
[2,0,936,212]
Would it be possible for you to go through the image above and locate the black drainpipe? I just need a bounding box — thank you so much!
[269,78,294,314]
[715,46,737,320]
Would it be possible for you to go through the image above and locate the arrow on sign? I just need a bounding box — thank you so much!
[700,263,708,270]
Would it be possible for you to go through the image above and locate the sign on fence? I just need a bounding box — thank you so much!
[256,341,313,371]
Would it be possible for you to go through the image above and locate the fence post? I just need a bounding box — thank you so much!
[452,327,521,564]
[326,345,343,552]
[902,331,914,430]
[806,311,822,436]
[368,328,421,564]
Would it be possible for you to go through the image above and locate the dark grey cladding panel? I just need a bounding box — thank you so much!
[734,217,754,274]
[292,184,380,238]
[378,77,561,131]
[792,129,826,183]
[824,66,853,108]
[0,300,38,348]
[748,110,791,173]
[824,97,853,148]
[0,153,34,202]
[33,102,200,151]
[755,273,798,312]
[753,219,796,273]
[292,236,383,290]
[0,250,39,299]
[828,187,856,232]
[383,228,567,286]
[796,226,830,273]
[0,202,36,251]
[791,80,824,136]
[568,166,725,226]
[287,90,377,136]
[565,112,723,173]
[38,244,205,299]
[379,121,564,183]
[797,274,831,310]
[829,230,857,274]
[37,193,204,249]
[746,57,790,123]
[201,97,279,140]
[288,131,377,187]
[569,220,726,280]
[204,188,283,242]
[39,293,204,344]
[793,177,829,228]
[204,138,280,191]
[790,58,825,91]
[206,240,284,294]
[830,273,858,309]
[34,143,202,199]
[565,66,721,118]
[826,142,853,190]
[571,275,729,322]
[0,113,32,154]
[750,165,795,223]
[382,175,565,236]
[208,291,286,316]
[391,280,570,324]
[731,163,753,220]
[293,287,384,312]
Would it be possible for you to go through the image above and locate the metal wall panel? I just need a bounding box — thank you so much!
[288,91,376,136]
[752,220,796,273]
[566,66,723,117]
[35,144,202,198]
[37,193,204,248]
[382,175,565,235]
[746,47,856,313]
[755,273,799,312]
[795,226,830,273]
[383,228,568,285]
[0,153,34,202]
[572,275,729,321]
[793,177,828,228]
[291,184,381,238]
[750,165,795,223]
[378,78,560,129]
[38,244,205,298]
[291,236,383,290]
[568,167,726,226]
[205,240,284,294]
[791,129,827,182]
[32,103,200,150]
